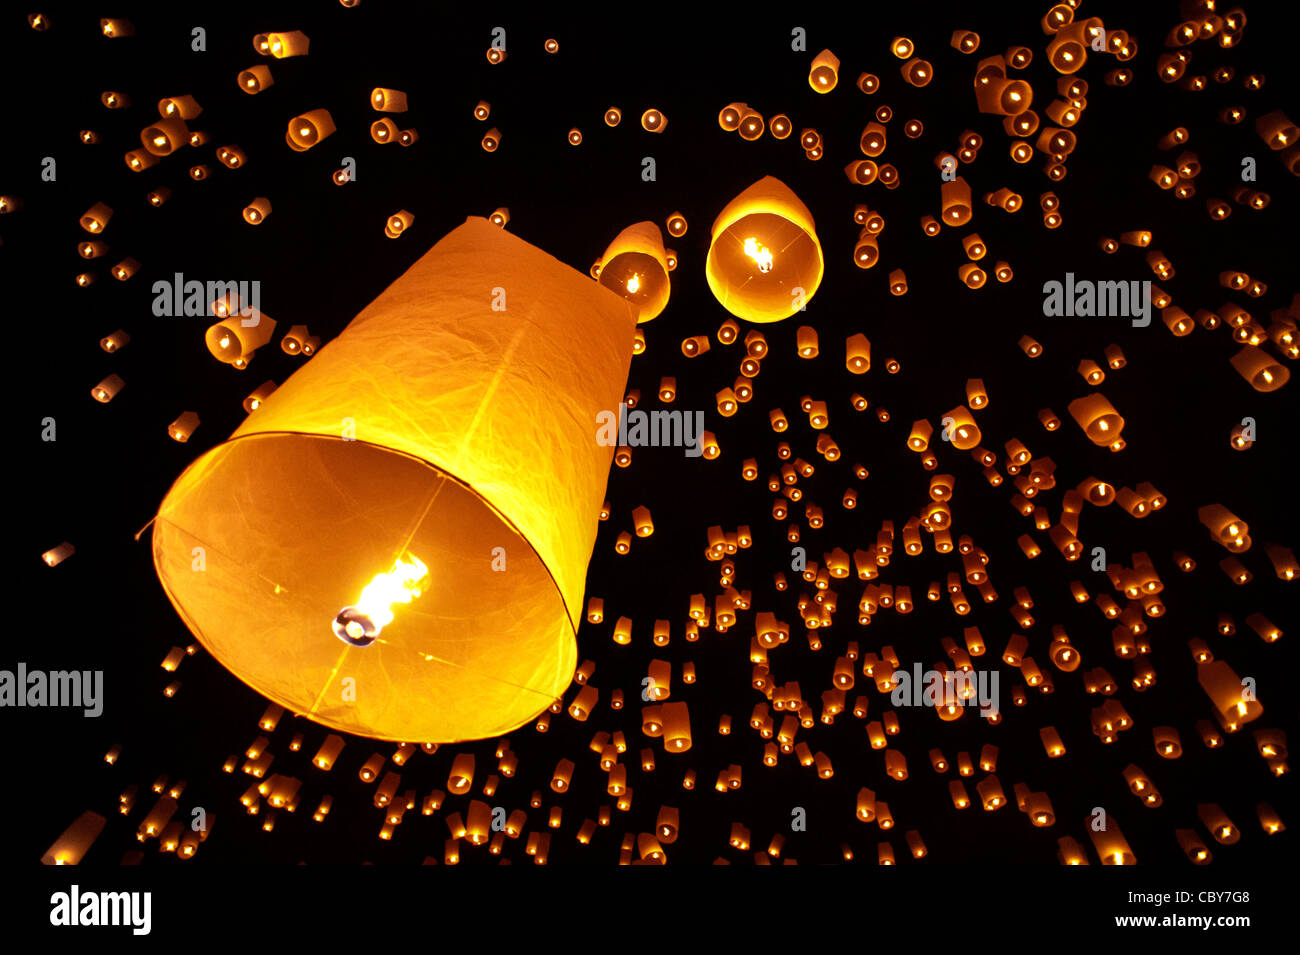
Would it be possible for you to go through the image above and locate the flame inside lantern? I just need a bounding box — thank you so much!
[743,237,774,273]
[333,555,428,647]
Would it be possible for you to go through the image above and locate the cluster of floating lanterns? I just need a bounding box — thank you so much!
[27,0,1296,865]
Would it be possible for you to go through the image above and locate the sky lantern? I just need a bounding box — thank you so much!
[371,87,407,111]
[238,65,273,93]
[705,176,824,323]
[1068,393,1126,450]
[42,811,106,865]
[242,197,271,224]
[808,49,840,92]
[142,117,189,156]
[597,221,671,323]
[152,218,637,742]
[1090,817,1136,864]
[267,30,310,58]
[941,177,973,225]
[286,109,334,151]
[205,308,276,364]
[80,202,112,234]
[1230,345,1290,391]
[1198,660,1263,725]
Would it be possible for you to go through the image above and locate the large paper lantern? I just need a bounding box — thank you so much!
[705,176,824,324]
[152,218,637,742]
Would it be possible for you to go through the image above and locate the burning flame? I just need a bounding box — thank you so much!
[335,555,428,645]
[743,237,774,273]
[356,555,427,630]
[625,274,641,294]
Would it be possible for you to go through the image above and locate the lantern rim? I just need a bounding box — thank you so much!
[153,431,577,743]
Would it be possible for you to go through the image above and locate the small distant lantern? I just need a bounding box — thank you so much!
[809,49,840,92]
[267,31,310,58]
[242,197,271,224]
[286,109,335,151]
[238,66,274,94]
[640,109,666,133]
[168,412,201,443]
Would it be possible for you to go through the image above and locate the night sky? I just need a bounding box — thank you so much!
[7,0,1297,878]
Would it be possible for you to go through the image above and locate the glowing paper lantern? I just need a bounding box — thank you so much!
[112,258,140,281]
[206,309,276,364]
[853,230,879,268]
[42,811,107,865]
[1197,503,1251,552]
[371,88,408,112]
[1068,393,1125,450]
[738,110,764,141]
[845,334,870,373]
[941,178,973,226]
[214,144,246,169]
[385,210,414,238]
[242,197,271,225]
[1230,346,1290,391]
[1198,660,1262,724]
[943,406,982,449]
[267,30,310,58]
[809,49,840,92]
[641,109,666,132]
[80,202,112,234]
[91,374,124,402]
[795,326,819,358]
[152,218,637,742]
[158,95,202,119]
[42,542,75,567]
[1198,803,1240,844]
[168,412,200,443]
[286,109,335,151]
[901,58,933,87]
[597,221,671,323]
[142,118,190,156]
[242,381,277,414]
[705,176,823,324]
[238,66,273,94]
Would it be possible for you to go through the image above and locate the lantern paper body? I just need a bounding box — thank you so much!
[153,218,637,742]
[705,176,824,324]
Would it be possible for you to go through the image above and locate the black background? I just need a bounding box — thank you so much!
[5,0,1297,874]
